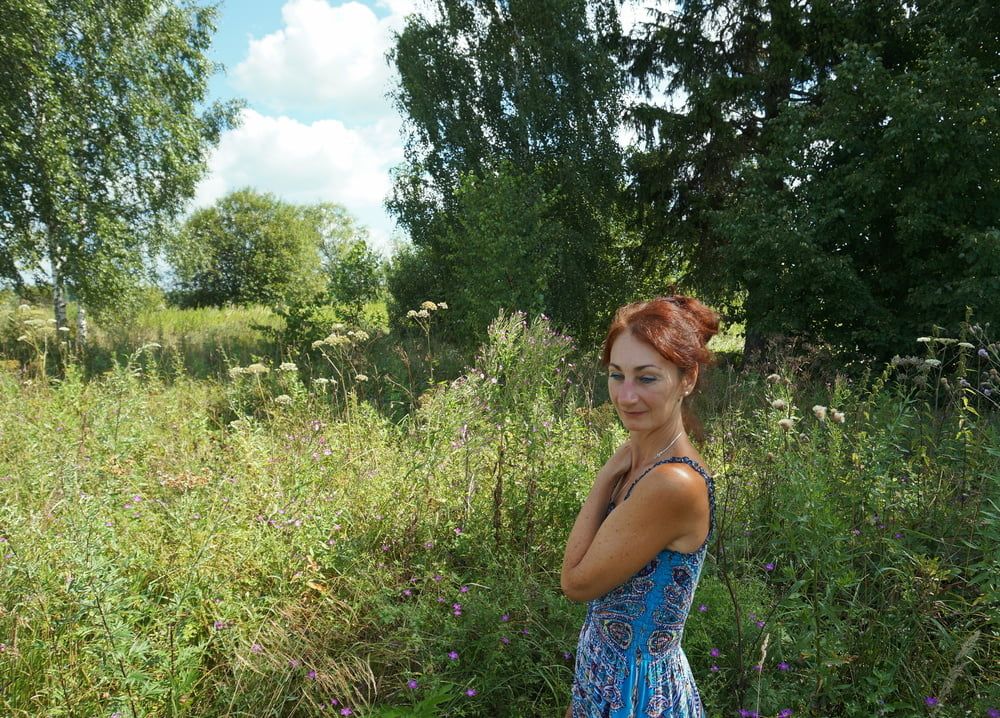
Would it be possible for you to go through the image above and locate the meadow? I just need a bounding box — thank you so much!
[0,301,997,717]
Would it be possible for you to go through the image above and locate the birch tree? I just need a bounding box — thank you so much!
[0,0,240,340]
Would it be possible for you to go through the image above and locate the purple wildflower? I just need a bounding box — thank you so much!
[465,688,477,697]
[777,661,790,671]
[448,651,459,660]
[925,697,939,707]
[698,604,707,612]
[407,679,418,690]
[709,648,720,657]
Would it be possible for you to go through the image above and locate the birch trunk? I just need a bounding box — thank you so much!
[76,304,88,348]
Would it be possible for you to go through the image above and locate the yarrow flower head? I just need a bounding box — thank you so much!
[778,418,795,431]
[274,394,293,406]
[279,362,298,371]
[245,363,269,375]
[420,301,438,311]
[771,399,788,410]
[812,405,827,421]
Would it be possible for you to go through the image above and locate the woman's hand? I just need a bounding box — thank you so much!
[597,440,632,487]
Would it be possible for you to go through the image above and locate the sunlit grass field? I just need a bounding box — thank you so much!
[0,305,997,717]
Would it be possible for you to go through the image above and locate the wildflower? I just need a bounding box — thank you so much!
[925,359,942,367]
[500,613,510,622]
[812,405,827,421]
[251,643,263,654]
[213,619,230,630]
[832,410,846,423]
[698,604,707,612]
[779,710,794,717]
[563,651,572,660]
[274,394,293,406]
[710,664,719,672]
[894,532,903,539]
[917,337,932,343]
[958,342,975,349]
[433,574,443,582]
[355,374,368,382]
[979,348,990,359]
[406,310,418,318]
[777,661,790,671]
[448,650,459,660]
[16,335,29,342]
[778,418,795,431]
[313,377,329,386]
[851,528,861,536]
[771,399,787,410]
[340,709,353,716]
[308,670,317,680]
[245,363,269,375]
[407,679,418,689]
[454,527,463,535]
[924,697,939,706]
[987,708,999,718]
[58,326,70,332]
[416,309,430,318]
[501,636,510,644]
[353,330,369,341]
[766,373,781,384]
[403,589,412,597]
[465,688,477,697]
[459,585,469,593]
[764,562,775,572]
[710,648,720,657]
[420,301,438,311]
[437,302,448,309]
[756,620,766,628]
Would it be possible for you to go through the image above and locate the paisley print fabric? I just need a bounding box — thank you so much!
[571,456,717,718]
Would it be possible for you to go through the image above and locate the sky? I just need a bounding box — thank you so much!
[196,0,663,255]
[196,0,421,254]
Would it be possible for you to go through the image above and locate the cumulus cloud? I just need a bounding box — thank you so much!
[193,109,404,251]
[234,0,412,122]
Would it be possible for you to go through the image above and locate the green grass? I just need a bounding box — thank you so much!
[0,309,997,717]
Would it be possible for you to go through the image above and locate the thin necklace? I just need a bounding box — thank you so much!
[651,430,685,462]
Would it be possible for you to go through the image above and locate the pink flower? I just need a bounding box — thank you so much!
[448,651,459,660]
[459,585,469,593]
[407,679,418,690]
[465,688,477,697]
[709,648,720,657]
[698,604,707,612]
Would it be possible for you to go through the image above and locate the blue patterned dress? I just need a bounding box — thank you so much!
[571,456,716,718]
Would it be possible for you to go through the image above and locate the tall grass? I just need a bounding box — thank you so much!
[0,309,997,717]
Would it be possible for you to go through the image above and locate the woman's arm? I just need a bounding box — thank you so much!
[561,462,704,602]
[560,442,631,594]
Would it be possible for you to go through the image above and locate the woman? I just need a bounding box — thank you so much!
[561,296,719,717]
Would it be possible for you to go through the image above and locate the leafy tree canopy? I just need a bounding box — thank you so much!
[0,0,241,320]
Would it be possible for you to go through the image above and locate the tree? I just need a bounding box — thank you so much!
[620,0,999,359]
[168,189,326,308]
[387,0,630,345]
[0,0,241,336]
[306,203,385,319]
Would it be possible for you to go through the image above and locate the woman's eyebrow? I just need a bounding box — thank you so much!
[608,363,661,371]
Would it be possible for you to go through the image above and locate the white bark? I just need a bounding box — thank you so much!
[76,304,88,347]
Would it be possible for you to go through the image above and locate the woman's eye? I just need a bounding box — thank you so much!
[608,373,623,381]
[639,376,657,384]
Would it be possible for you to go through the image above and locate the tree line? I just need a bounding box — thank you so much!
[2,0,997,362]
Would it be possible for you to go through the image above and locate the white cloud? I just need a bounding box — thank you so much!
[193,109,404,252]
[233,0,410,122]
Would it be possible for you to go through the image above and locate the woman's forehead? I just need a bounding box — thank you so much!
[608,332,675,369]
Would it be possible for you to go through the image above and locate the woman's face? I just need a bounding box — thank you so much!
[607,330,693,433]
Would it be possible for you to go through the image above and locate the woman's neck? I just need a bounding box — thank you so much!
[629,422,687,471]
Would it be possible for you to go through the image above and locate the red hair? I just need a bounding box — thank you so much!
[601,295,720,439]
[601,296,719,371]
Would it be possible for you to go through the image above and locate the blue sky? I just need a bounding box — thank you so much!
[194,0,420,253]
[195,0,659,254]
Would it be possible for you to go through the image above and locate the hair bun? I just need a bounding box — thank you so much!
[665,295,720,347]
